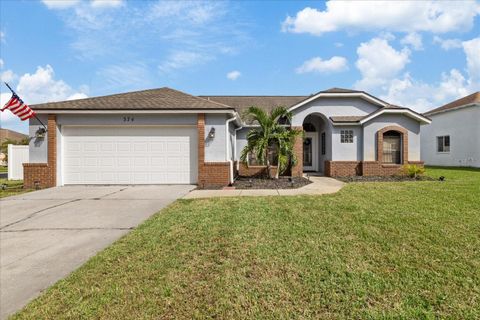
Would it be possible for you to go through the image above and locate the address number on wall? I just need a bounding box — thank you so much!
[123,116,135,122]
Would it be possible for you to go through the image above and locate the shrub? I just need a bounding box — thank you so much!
[402,164,425,178]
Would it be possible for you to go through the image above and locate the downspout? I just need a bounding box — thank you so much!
[226,115,238,185]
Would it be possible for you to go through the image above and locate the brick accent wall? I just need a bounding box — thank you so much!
[376,125,408,164]
[197,114,230,188]
[23,115,57,189]
[291,126,303,177]
[238,163,277,177]
[325,161,362,177]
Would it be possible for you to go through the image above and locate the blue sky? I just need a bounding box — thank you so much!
[1,0,479,133]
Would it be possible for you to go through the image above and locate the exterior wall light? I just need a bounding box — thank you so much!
[208,127,215,139]
[35,128,47,138]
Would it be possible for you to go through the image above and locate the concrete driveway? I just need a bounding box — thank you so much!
[0,185,194,319]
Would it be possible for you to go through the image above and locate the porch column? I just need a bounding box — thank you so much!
[291,126,303,177]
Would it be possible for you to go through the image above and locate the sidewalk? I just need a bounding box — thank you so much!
[183,176,345,199]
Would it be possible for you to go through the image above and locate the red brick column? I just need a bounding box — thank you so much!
[23,114,57,189]
[196,113,231,188]
[197,114,206,188]
[291,126,303,177]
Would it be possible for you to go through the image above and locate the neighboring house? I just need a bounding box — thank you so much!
[0,128,28,166]
[421,92,480,168]
[24,87,431,188]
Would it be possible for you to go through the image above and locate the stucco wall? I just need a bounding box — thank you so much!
[204,114,227,162]
[420,105,479,167]
[331,126,363,161]
[236,127,249,162]
[28,115,48,163]
[363,114,422,161]
[291,97,379,126]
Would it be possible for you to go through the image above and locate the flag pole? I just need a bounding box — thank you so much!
[3,82,47,131]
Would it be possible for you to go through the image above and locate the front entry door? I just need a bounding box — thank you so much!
[303,132,318,171]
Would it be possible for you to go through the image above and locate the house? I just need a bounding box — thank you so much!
[0,128,28,166]
[421,92,480,168]
[24,87,431,188]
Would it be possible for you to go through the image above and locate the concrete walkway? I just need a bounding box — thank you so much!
[183,176,344,199]
[0,185,194,319]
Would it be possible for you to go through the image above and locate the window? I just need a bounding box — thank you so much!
[340,130,353,143]
[437,136,450,152]
[383,131,401,164]
[321,132,326,155]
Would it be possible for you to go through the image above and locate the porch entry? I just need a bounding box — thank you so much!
[303,132,318,171]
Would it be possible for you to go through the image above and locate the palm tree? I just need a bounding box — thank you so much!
[240,106,302,179]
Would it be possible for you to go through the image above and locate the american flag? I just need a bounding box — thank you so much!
[1,88,36,121]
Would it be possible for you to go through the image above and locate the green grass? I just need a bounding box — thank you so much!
[0,179,31,198]
[12,167,480,319]
[0,166,7,173]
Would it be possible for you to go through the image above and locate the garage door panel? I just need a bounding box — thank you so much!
[63,126,197,184]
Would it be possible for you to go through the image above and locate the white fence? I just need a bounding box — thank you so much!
[7,144,29,180]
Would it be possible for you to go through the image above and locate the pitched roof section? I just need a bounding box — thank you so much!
[200,95,307,116]
[424,91,480,116]
[31,87,234,111]
[330,116,364,123]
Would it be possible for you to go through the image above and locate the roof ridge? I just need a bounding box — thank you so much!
[30,87,176,107]
[424,91,480,115]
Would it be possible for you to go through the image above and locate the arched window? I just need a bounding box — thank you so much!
[383,131,401,164]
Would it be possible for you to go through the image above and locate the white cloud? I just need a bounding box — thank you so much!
[334,42,343,48]
[282,1,480,36]
[148,1,224,25]
[462,37,480,85]
[381,70,470,112]
[296,56,348,74]
[42,0,79,9]
[0,30,5,43]
[363,36,480,112]
[97,63,152,91]
[158,51,211,73]
[0,59,3,69]
[43,0,123,10]
[1,93,16,124]
[0,70,17,83]
[401,32,423,50]
[226,70,241,80]
[16,65,88,104]
[90,0,124,9]
[355,38,410,89]
[433,36,463,50]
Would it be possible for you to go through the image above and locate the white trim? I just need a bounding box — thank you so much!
[288,92,387,112]
[225,116,237,184]
[34,109,236,114]
[331,122,362,126]
[303,132,318,171]
[360,109,431,124]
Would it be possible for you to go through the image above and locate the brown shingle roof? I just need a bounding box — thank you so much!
[31,87,234,111]
[424,91,480,116]
[200,95,308,123]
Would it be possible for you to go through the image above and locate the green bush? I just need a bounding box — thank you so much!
[402,164,425,178]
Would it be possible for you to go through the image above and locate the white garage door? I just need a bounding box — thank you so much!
[63,126,197,184]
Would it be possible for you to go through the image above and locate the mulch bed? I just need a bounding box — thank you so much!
[337,175,437,182]
[233,176,312,189]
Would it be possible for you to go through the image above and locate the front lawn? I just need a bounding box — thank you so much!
[13,167,480,319]
[0,179,31,198]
